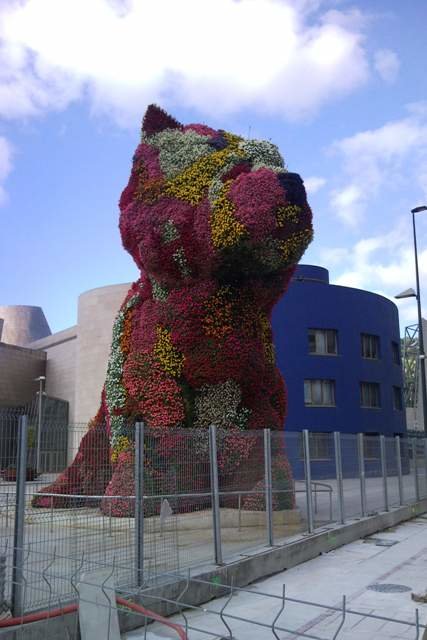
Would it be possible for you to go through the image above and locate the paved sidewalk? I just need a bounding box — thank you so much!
[125,516,427,639]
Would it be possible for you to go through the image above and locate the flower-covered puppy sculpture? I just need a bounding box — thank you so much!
[35,105,313,515]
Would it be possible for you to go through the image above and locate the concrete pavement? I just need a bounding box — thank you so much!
[126,516,427,639]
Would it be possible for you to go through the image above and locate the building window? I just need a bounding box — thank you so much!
[299,433,333,460]
[304,380,336,406]
[361,334,380,359]
[360,382,381,408]
[392,341,401,365]
[364,434,380,460]
[308,329,338,355]
[393,386,403,411]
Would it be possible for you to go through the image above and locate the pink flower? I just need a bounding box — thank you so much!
[228,168,285,241]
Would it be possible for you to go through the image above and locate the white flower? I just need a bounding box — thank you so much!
[239,139,286,172]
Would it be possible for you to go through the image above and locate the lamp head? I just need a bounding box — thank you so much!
[411,205,427,214]
[395,288,417,299]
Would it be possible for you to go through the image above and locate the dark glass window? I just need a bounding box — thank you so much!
[299,433,333,460]
[364,434,380,459]
[393,386,403,410]
[304,380,336,406]
[361,334,380,359]
[392,341,401,365]
[308,329,338,355]
[360,382,381,408]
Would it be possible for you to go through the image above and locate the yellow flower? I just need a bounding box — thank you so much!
[165,134,244,205]
[154,326,185,377]
[259,312,275,365]
[276,204,301,227]
[210,180,246,249]
[281,229,313,263]
[111,436,131,463]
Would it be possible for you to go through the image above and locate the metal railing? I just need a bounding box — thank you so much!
[0,417,426,616]
[1,561,426,639]
[312,481,333,522]
[1,560,426,639]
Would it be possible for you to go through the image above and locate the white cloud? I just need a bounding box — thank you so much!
[318,246,348,266]
[324,220,427,330]
[0,0,370,126]
[304,176,326,194]
[0,136,13,206]
[417,161,427,201]
[330,183,362,226]
[329,103,427,226]
[374,48,400,84]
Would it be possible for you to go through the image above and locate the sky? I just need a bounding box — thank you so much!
[0,0,427,334]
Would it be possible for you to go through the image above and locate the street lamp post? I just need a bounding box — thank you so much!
[412,206,427,435]
[34,376,46,474]
[395,206,427,434]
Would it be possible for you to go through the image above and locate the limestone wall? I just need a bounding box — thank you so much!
[0,343,46,407]
[20,283,131,430]
[74,283,131,424]
[29,327,78,423]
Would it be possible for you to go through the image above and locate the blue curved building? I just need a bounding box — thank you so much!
[272,265,407,476]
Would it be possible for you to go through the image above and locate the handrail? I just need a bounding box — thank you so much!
[294,480,334,521]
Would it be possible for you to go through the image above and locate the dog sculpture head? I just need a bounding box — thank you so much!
[119,104,313,290]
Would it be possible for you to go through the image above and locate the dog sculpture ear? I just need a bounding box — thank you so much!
[142,104,183,137]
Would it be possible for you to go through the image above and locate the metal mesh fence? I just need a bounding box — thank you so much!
[145,428,212,572]
[421,439,427,497]
[1,414,427,617]
[384,437,400,509]
[20,497,135,610]
[0,408,68,480]
[0,409,74,610]
[364,435,384,516]
[218,429,267,558]
[339,433,362,521]
[404,439,418,504]
[1,562,427,640]
[414,437,427,499]
[272,431,305,541]
[307,432,335,528]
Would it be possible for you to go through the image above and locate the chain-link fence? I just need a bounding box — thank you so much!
[0,414,426,617]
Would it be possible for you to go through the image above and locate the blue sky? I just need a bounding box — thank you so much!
[0,0,427,333]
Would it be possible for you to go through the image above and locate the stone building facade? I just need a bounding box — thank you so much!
[1,285,129,424]
[0,342,46,407]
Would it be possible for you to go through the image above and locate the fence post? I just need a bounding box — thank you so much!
[264,429,274,546]
[11,415,28,617]
[302,430,314,533]
[209,425,223,564]
[36,378,44,475]
[379,435,389,512]
[395,436,404,506]
[357,433,367,517]
[412,438,420,502]
[334,432,345,524]
[424,438,427,499]
[0,553,7,618]
[134,421,145,588]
